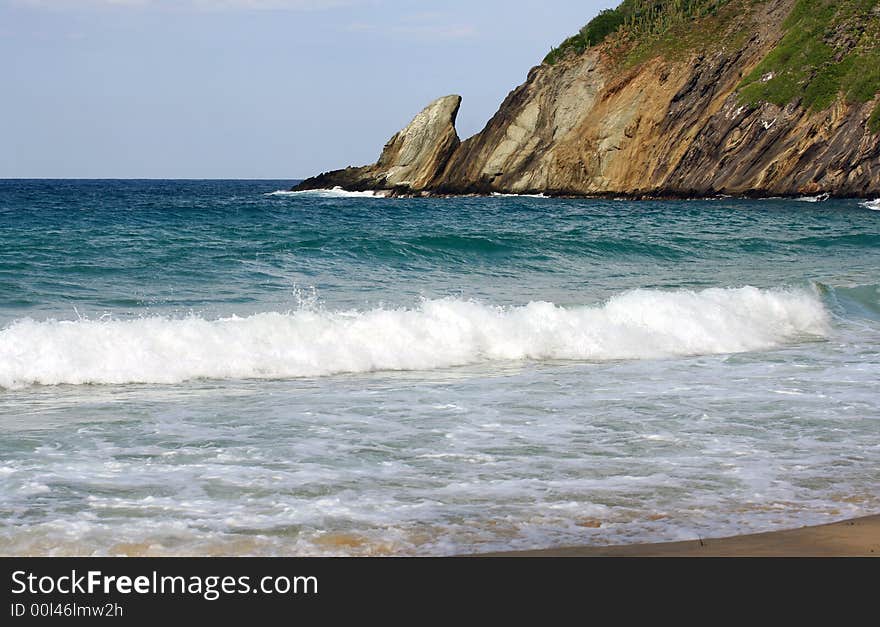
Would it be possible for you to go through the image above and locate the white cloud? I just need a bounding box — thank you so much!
[191,0,354,8]
[9,0,357,10]
[344,11,477,41]
[398,11,445,23]
[392,23,476,39]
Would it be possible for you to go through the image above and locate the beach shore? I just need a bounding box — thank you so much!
[478,515,880,557]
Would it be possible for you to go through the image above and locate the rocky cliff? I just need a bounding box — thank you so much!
[294,95,461,193]
[294,0,880,197]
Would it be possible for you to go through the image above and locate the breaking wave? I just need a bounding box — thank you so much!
[266,187,385,198]
[795,194,830,202]
[0,287,830,389]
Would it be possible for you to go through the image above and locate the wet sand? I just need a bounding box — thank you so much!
[479,515,880,557]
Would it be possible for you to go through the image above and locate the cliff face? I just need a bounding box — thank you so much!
[294,0,880,197]
[294,95,461,193]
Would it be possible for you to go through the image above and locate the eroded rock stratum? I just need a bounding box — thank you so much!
[294,0,880,197]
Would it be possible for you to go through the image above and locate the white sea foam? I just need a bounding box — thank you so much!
[795,193,830,202]
[266,187,386,198]
[491,192,549,198]
[0,287,830,389]
[860,199,880,211]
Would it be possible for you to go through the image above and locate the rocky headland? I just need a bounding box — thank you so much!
[293,0,880,198]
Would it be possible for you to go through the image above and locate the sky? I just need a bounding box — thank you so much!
[1,0,614,179]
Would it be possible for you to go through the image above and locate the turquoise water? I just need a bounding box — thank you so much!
[1,180,878,555]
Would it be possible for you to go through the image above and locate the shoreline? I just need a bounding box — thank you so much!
[2,514,879,557]
[475,514,880,557]
[289,184,878,202]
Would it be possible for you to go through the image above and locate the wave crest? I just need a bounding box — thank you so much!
[0,287,830,389]
[266,187,385,198]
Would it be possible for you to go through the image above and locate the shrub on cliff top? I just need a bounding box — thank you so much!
[544,9,622,65]
[543,0,729,65]
[582,9,628,46]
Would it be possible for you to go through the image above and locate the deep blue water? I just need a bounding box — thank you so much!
[0,179,878,555]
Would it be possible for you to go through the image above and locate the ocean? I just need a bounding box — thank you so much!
[1,179,878,556]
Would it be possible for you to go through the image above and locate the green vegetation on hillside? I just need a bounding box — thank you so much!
[543,9,625,65]
[870,104,880,132]
[544,1,880,131]
[737,0,880,129]
[544,0,730,65]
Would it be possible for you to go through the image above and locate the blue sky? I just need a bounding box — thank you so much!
[1,0,613,178]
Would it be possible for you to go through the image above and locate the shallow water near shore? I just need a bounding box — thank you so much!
[1,180,878,555]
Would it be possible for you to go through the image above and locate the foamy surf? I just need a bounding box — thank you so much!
[267,186,386,198]
[795,194,830,202]
[0,287,830,389]
[491,192,549,198]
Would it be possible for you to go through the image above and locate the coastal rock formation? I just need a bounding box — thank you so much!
[294,95,461,193]
[293,0,880,197]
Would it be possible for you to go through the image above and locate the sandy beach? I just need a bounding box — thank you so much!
[479,515,880,557]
